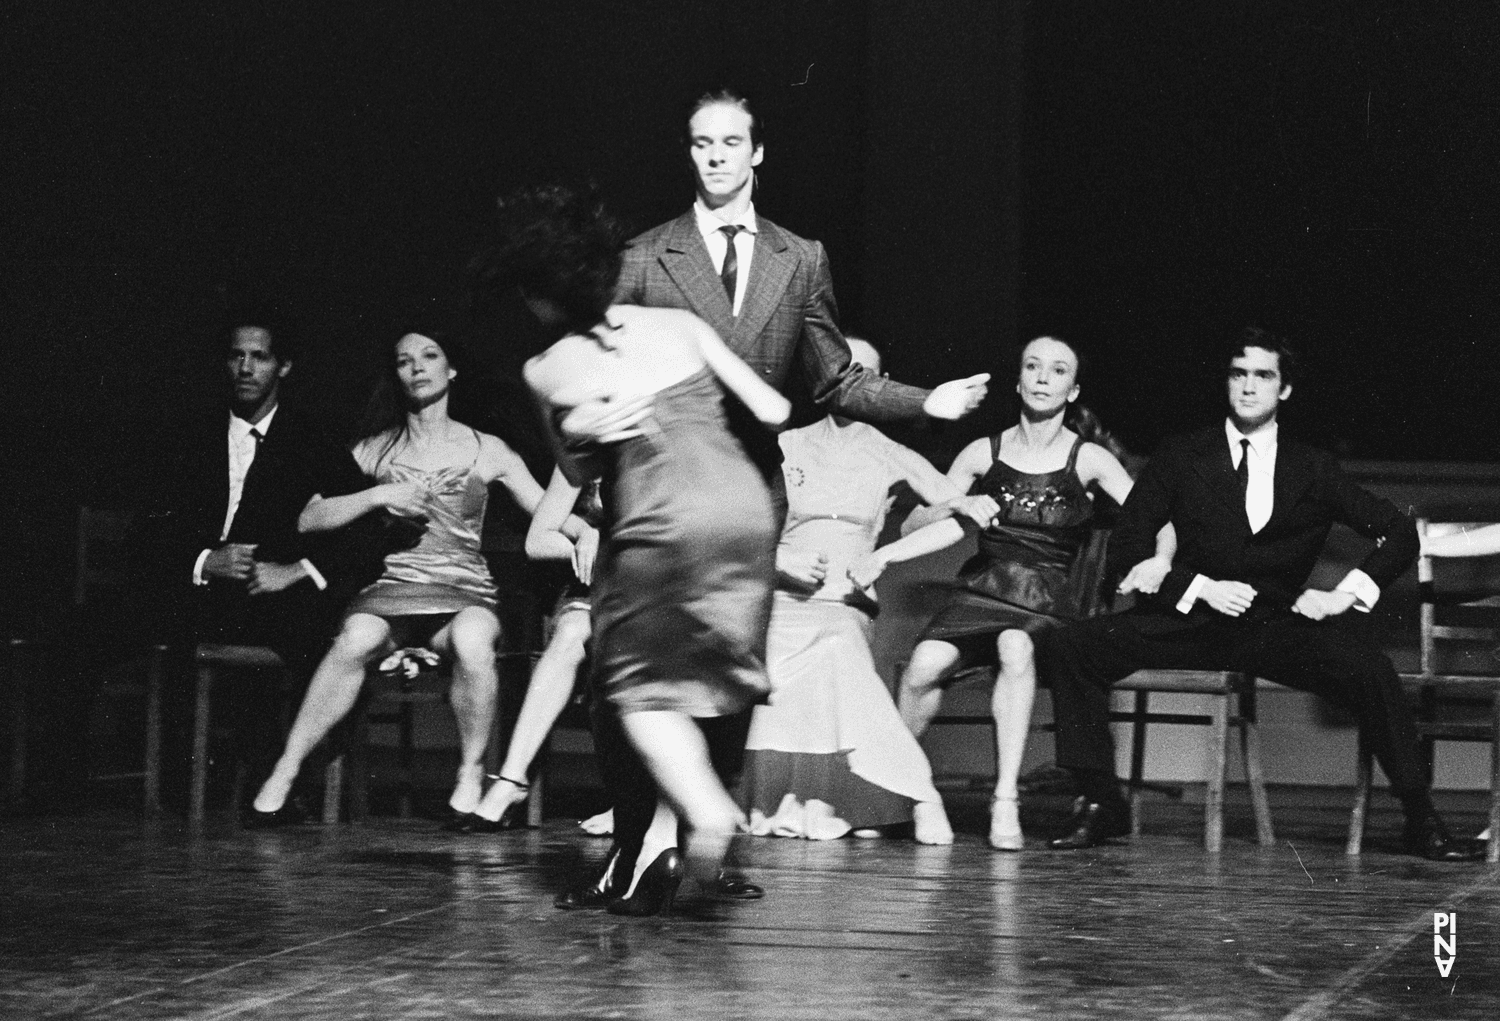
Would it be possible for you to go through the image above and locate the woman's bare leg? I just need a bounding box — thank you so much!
[897,640,963,736]
[474,608,590,823]
[619,710,742,889]
[253,613,392,812]
[990,628,1037,850]
[431,607,500,813]
[622,800,680,896]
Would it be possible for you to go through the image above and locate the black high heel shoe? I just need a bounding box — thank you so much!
[606,848,684,917]
[554,846,631,911]
[446,775,530,834]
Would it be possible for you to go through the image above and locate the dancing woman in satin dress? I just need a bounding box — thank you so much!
[480,185,790,907]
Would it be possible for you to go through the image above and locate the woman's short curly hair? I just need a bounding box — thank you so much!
[474,184,624,335]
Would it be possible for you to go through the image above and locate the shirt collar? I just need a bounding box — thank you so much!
[1225,417,1277,459]
[230,403,278,440]
[694,199,758,240]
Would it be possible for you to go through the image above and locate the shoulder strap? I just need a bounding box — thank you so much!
[989,433,1003,463]
[1065,433,1085,474]
[469,428,484,470]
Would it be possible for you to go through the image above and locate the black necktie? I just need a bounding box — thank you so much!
[718,224,742,305]
[1236,438,1251,495]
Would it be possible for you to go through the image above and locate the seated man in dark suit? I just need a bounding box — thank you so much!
[157,314,370,806]
[1042,326,1483,861]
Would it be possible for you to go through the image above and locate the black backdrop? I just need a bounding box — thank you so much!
[4,1,1498,613]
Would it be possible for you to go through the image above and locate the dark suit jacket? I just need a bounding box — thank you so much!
[151,402,375,644]
[1108,424,1418,623]
[614,211,931,474]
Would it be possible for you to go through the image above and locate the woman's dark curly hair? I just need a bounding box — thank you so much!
[472,184,625,337]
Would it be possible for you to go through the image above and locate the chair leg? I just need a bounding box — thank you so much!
[1128,691,1148,837]
[350,708,370,824]
[527,734,547,829]
[1345,731,1371,855]
[1205,693,1228,854]
[8,641,31,806]
[190,663,214,827]
[142,645,164,816]
[397,702,415,819]
[1488,695,1500,865]
[1236,695,1274,847]
[323,753,345,825]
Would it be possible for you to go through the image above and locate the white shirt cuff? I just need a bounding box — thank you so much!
[1335,569,1380,612]
[193,548,212,586]
[1176,573,1209,614]
[300,559,328,591]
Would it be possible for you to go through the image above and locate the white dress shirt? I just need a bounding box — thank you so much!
[694,199,758,317]
[1176,418,1378,614]
[192,404,324,589]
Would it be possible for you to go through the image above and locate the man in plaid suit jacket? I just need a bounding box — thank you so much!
[556,88,990,914]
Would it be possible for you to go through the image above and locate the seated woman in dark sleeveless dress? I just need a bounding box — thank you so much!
[482,185,791,909]
[895,336,1174,850]
[250,331,582,824]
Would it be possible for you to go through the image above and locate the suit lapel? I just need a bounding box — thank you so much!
[207,414,232,535]
[658,212,735,341]
[1263,436,1313,533]
[1189,427,1251,531]
[730,219,795,348]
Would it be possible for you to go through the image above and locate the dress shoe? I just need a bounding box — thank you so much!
[554,849,629,911]
[607,848,684,917]
[705,872,764,901]
[242,798,308,829]
[1047,796,1129,850]
[1403,815,1487,862]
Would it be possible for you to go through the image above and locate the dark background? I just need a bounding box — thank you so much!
[4,1,1498,614]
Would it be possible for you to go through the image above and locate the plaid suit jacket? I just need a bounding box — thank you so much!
[614,212,930,474]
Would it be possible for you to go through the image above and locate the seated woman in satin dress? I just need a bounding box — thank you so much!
[250,330,583,824]
[895,336,1174,850]
[485,185,791,905]
[740,338,984,844]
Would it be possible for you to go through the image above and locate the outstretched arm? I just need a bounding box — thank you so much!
[525,465,599,584]
[902,438,1000,534]
[847,518,967,590]
[695,319,791,428]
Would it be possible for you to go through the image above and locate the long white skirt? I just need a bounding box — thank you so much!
[739,594,942,839]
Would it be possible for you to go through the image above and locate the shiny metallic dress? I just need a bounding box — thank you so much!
[345,438,497,618]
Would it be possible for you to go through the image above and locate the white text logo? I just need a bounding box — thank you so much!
[1434,912,1456,977]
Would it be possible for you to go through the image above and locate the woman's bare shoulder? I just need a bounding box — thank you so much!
[524,335,593,393]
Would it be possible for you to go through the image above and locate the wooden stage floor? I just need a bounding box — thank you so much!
[2,797,1497,1020]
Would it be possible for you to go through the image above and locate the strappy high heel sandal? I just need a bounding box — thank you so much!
[450,775,530,834]
[989,795,1024,851]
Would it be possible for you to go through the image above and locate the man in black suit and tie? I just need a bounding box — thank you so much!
[159,315,369,806]
[1042,327,1482,860]
[555,88,993,910]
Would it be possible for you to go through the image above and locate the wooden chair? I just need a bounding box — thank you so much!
[5,507,166,813]
[927,527,1276,852]
[321,642,533,824]
[76,507,168,813]
[1114,670,1274,853]
[189,642,288,826]
[1345,519,1500,863]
